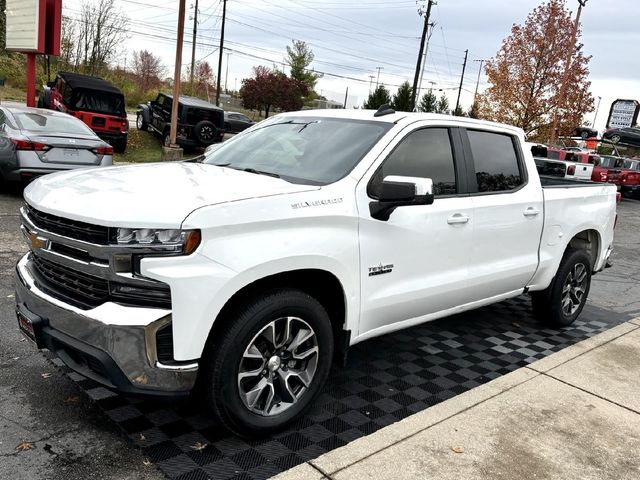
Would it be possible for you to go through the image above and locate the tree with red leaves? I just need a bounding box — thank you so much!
[240,66,308,118]
[477,0,593,141]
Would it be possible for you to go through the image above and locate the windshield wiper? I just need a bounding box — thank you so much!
[241,167,280,178]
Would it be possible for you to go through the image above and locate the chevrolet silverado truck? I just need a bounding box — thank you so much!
[15,107,616,437]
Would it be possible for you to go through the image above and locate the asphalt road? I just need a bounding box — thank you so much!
[0,183,639,480]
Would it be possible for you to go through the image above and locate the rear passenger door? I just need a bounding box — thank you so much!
[463,128,543,300]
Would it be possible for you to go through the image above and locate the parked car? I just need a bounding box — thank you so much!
[224,111,256,133]
[603,127,640,147]
[137,93,225,149]
[607,158,640,198]
[16,109,616,437]
[38,71,128,153]
[0,106,113,184]
[574,127,598,139]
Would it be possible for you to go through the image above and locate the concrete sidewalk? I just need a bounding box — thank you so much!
[275,318,640,480]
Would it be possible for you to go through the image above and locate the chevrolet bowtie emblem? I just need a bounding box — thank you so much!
[28,231,47,250]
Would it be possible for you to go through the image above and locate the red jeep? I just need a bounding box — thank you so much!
[38,72,128,153]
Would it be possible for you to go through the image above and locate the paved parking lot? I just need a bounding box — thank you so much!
[1,185,639,480]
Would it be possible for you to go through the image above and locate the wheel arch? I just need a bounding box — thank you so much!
[567,228,601,271]
[207,268,349,362]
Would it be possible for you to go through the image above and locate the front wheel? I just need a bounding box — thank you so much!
[610,134,621,144]
[200,289,334,437]
[136,113,148,131]
[531,248,592,327]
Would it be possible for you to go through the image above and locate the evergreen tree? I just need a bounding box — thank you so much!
[419,89,438,112]
[468,101,480,119]
[391,81,413,112]
[452,105,466,117]
[364,85,392,110]
[436,93,450,114]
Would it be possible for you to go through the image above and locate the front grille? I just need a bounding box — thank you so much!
[31,255,109,309]
[26,204,110,244]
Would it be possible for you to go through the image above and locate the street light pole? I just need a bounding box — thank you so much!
[224,52,230,93]
[592,95,602,127]
[369,75,375,95]
[375,66,383,89]
[473,59,487,105]
[550,0,587,145]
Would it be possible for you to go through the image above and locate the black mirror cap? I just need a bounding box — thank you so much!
[379,179,417,202]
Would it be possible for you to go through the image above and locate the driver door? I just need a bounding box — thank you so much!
[356,125,475,338]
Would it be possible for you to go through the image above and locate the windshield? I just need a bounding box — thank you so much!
[203,116,391,184]
[14,112,95,136]
[623,160,640,171]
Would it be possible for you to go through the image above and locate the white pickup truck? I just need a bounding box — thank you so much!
[15,108,616,436]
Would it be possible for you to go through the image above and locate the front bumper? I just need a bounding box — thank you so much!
[15,254,198,398]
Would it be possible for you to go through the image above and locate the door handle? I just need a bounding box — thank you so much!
[447,213,470,224]
[523,207,541,217]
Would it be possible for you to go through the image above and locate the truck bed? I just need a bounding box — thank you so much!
[539,176,599,188]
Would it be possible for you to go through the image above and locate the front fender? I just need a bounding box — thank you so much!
[137,103,151,123]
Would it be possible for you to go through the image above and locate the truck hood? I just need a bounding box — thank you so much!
[24,162,317,228]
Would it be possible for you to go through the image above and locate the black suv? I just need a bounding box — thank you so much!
[137,93,225,148]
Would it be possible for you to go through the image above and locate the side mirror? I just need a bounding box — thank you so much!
[370,175,434,221]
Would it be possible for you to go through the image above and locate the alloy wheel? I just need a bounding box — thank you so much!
[561,262,588,315]
[237,316,319,416]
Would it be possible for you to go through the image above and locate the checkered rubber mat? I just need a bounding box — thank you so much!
[50,296,628,480]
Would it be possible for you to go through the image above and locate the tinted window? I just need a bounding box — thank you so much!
[547,150,561,160]
[468,130,523,193]
[369,128,456,197]
[204,117,391,185]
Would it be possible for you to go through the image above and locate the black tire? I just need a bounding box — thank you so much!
[113,137,127,154]
[531,248,592,327]
[163,131,171,147]
[200,289,334,437]
[136,113,148,131]
[580,130,589,140]
[193,120,217,145]
[610,134,621,144]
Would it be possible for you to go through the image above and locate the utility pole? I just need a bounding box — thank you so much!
[224,52,230,93]
[215,0,227,106]
[454,49,468,115]
[168,0,187,155]
[343,86,349,108]
[189,0,198,93]
[368,75,375,95]
[550,0,587,145]
[375,66,383,89]
[411,0,435,111]
[592,95,601,127]
[473,59,487,105]
[416,21,435,110]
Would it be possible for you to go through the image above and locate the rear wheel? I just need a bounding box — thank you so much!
[610,134,621,144]
[531,248,591,327]
[200,289,334,437]
[136,113,148,131]
[580,130,589,139]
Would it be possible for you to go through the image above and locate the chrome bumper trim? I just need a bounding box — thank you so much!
[15,254,198,393]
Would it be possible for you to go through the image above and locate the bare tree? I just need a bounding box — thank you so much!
[131,50,164,91]
[61,0,128,75]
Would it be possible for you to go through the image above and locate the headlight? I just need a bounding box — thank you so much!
[115,228,201,254]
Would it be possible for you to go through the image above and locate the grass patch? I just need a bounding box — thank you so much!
[114,128,164,163]
[0,84,27,103]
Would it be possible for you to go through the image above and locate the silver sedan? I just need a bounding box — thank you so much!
[0,106,113,184]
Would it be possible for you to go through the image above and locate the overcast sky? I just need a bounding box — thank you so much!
[64,0,640,130]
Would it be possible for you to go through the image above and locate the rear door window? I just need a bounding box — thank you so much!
[467,130,524,193]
